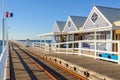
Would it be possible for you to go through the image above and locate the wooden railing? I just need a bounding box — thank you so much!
[45,40,120,64]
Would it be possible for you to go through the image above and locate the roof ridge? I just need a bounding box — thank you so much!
[56,21,66,22]
[70,15,87,18]
[96,5,120,10]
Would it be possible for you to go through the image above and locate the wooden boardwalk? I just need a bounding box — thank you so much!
[25,47,120,80]
[6,42,87,80]
[7,43,52,80]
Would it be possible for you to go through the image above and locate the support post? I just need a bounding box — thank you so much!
[58,43,60,53]
[66,34,68,54]
[72,34,74,54]
[118,41,120,64]
[51,35,54,52]
[110,30,113,40]
[39,37,41,49]
[2,0,5,49]
[110,30,113,51]
[94,31,97,59]
[79,41,82,56]
[40,37,42,50]
[44,36,46,51]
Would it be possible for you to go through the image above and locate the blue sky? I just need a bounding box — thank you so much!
[0,0,120,40]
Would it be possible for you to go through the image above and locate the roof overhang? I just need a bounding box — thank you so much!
[112,26,120,30]
[37,27,113,37]
[37,32,54,37]
[68,27,112,34]
[37,32,68,37]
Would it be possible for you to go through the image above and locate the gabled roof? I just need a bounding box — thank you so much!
[56,21,66,31]
[96,6,120,23]
[70,16,87,29]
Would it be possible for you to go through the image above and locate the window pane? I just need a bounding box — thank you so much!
[91,12,98,23]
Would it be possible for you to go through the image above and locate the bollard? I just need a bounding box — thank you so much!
[84,71,89,78]
[59,61,62,64]
[74,67,76,71]
[66,64,68,67]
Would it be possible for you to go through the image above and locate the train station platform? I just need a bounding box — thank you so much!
[26,46,120,80]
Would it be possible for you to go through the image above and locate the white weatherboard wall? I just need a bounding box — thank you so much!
[83,6,113,51]
[53,22,61,32]
[62,16,78,32]
[52,22,61,43]
[83,6,112,30]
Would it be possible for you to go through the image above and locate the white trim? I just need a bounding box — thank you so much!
[118,41,120,64]
[39,37,120,63]
[62,16,78,32]
[97,56,118,62]
[83,6,112,30]
[94,6,112,27]
[69,16,79,31]
[62,16,70,32]
[83,6,95,29]
[37,23,112,38]
[90,10,100,25]
[52,21,61,32]
[37,32,68,37]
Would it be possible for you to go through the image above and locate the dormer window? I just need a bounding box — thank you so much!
[91,12,98,23]
[68,21,71,28]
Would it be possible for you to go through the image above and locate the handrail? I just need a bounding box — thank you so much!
[0,42,8,80]
[49,40,120,63]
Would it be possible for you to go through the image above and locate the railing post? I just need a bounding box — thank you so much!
[118,41,120,64]
[79,41,82,56]
[94,31,97,59]
[66,42,68,54]
[72,34,74,54]
[54,43,57,52]
[94,40,97,59]
[72,41,74,54]
[52,43,54,52]
[40,37,42,50]
[41,42,42,50]
[58,43,60,53]
[44,36,46,51]
[66,34,68,54]
[47,44,49,52]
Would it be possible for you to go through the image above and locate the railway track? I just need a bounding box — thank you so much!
[9,41,87,80]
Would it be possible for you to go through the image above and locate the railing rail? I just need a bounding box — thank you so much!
[46,40,120,64]
[17,40,120,63]
[0,42,8,80]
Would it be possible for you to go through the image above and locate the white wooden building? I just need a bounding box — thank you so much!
[37,6,120,63]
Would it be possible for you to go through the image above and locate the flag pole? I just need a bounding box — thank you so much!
[2,0,5,49]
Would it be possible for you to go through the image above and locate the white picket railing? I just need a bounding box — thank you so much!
[49,40,120,64]
[31,42,40,47]
[17,41,26,46]
[17,40,120,63]
[0,42,8,80]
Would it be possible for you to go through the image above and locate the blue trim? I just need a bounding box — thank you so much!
[109,54,118,60]
[100,53,118,60]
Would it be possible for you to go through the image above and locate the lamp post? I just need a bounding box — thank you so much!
[2,0,5,49]
[2,0,13,50]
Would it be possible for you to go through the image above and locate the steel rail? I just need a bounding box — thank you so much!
[10,42,57,80]
[12,41,87,80]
